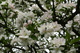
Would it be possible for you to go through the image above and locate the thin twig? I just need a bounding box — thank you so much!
[35,0,47,12]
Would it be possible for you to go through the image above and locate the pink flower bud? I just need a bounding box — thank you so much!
[9,4,15,9]
[23,23,28,27]
[28,20,32,24]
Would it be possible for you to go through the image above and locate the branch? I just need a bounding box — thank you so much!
[2,44,26,51]
[0,11,15,34]
[0,41,26,51]
[52,0,66,26]
[64,11,78,24]
[35,0,47,12]
[54,0,80,27]
[72,26,80,36]
[52,0,56,17]
[27,45,33,53]
[0,13,6,23]
[27,0,47,12]
[0,23,15,34]
[76,0,80,11]
[31,45,37,53]
[64,0,80,24]
[26,0,36,3]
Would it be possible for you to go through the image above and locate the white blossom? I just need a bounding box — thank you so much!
[9,4,15,9]
[1,0,15,9]
[66,20,73,28]
[15,10,26,27]
[38,22,62,34]
[17,27,31,39]
[45,49,50,53]
[51,50,62,53]
[7,0,15,9]
[67,47,76,53]
[40,10,52,20]
[39,0,46,5]
[29,4,39,10]
[70,30,75,35]
[57,3,76,10]
[51,37,66,47]
[25,12,35,19]
[0,2,6,5]
[11,37,21,45]
[74,14,80,24]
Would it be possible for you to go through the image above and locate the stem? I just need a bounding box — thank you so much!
[52,0,56,17]
[35,0,47,12]
[64,0,80,24]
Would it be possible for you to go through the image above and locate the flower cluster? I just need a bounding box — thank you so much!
[38,22,62,35]
[0,0,79,53]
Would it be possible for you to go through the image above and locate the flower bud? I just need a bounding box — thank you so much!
[9,4,15,9]
[23,23,28,27]
[28,20,32,24]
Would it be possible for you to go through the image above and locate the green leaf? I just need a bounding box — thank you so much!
[65,30,71,42]
[29,35,38,40]
[27,23,39,33]
[70,37,80,44]
[0,1,2,4]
